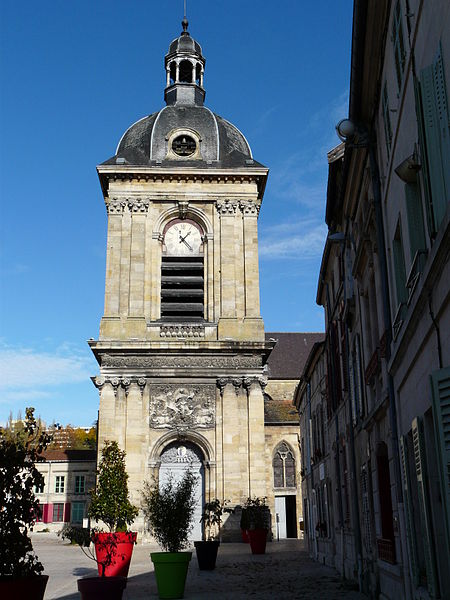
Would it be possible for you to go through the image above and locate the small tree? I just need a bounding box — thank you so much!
[141,470,198,553]
[88,441,138,532]
[0,407,52,577]
[200,499,229,541]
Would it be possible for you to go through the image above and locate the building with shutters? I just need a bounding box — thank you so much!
[89,18,320,542]
[294,1,449,599]
[34,449,96,532]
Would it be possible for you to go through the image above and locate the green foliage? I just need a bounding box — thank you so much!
[88,441,138,532]
[200,499,229,541]
[243,496,270,530]
[141,470,198,553]
[0,407,52,577]
[59,524,92,547]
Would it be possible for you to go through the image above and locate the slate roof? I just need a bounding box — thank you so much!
[264,396,300,424]
[102,107,263,169]
[265,332,325,380]
[39,449,96,462]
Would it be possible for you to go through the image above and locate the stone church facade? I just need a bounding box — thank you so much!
[90,19,315,540]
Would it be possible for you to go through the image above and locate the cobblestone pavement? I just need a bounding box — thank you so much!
[32,533,364,599]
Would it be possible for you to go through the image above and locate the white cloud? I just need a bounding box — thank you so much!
[0,344,93,403]
[260,221,327,259]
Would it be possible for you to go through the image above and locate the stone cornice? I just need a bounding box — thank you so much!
[97,165,269,201]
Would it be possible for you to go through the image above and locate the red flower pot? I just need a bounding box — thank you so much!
[241,528,250,543]
[93,532,137,577]
[248,528,268,554]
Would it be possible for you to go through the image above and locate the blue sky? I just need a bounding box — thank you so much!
[0,0,353,426]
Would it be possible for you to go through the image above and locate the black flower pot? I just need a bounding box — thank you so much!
[77,576,127,600]
[0,575,48,600]
[194,540,220,570]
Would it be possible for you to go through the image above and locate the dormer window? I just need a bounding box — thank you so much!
[172,135,196,157]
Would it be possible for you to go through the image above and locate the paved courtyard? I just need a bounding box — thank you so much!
[32,533,364,599]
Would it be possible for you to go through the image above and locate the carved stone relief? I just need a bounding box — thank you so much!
[160,442,203,464]
[216,200,238,215]
[148,384,216,432]
[101,354,261,369]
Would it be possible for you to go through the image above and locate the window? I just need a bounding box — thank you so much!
[35,477,45,494]
[55,476,65,494]
[273,442,296,488]
[52,503,64,522]
[75,475,85,494]
[161,219,204,321]
[393,220,407,307]
[71,502,85,524]
[392,1,406,90]
[376,442,396,563]
[382,82,393,155]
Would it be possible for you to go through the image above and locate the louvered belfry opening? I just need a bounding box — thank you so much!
[161,255,204,320]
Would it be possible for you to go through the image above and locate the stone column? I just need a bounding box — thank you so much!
[244,377,267,498]
[166,68,170,87]
[94,376,116,449]
[217,378,244,503]
[240,200,261,317]
[103,200,125,316]
[217,201,238,318]
[128,199,148,318]
[125,379,146,508]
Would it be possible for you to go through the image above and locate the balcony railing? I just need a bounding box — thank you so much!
[377,537,396,564]
[406,249,428,306]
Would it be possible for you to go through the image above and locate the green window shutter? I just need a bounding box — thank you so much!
[355,335,364,418]
[392,1,406,90]
[430,366,450,555]
[399,435,419,587]
[348,350,356,425]
[414,77,435,237]
[383,82,393,155]
[405,182,426,258]
[420,45,450,230]
[411,416,438,597]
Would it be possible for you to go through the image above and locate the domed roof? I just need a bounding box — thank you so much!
[102,105,263,169]
[168,33,202,57]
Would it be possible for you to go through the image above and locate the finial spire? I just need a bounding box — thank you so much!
[181,0,189,34]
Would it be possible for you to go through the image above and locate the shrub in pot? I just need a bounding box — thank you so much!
[239,506,250,543]
[0,407,51,600]
[244,496,270,555]
[194,499,229,570]
[142,469,198,599]
[88,440,138,578]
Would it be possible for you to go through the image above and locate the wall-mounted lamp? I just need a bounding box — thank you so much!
[394,151,421,183]
[335,119,369,147]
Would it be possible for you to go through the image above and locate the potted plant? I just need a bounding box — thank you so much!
[0,407,51,599]
[141,469,198,599]
[59,525,127,600]
[239,505,250,543]
[244,496,270,555]
[88,440,138,578]
[194,499,228,570]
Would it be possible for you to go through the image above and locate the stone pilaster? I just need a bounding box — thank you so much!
[244,376,267,498]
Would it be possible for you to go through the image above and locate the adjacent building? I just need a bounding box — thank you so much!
[34,449,96,532]
[296,1,449,599]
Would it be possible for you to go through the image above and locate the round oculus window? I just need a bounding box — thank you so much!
[172,135,196,157]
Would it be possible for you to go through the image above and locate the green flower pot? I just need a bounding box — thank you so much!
[150,551,192,599]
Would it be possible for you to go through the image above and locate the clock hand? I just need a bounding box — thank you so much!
[179,231,191,243]
[181,238,193,251]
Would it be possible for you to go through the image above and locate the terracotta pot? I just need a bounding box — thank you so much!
[194,540,220,570]
[248,528,268,554]
[0,575,48,600]
[93,531,137,577]
[151,551,191,599]
[77,576,127,600]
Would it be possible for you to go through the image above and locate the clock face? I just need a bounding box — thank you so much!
[164,221,202,256]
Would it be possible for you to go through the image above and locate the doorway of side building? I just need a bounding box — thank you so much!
[274,495,297,538]
[159,441,205,541]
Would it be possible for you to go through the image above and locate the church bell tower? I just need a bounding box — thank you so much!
[90,19,273,537]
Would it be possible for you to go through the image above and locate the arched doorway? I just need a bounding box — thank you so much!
[159,441,205,541]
